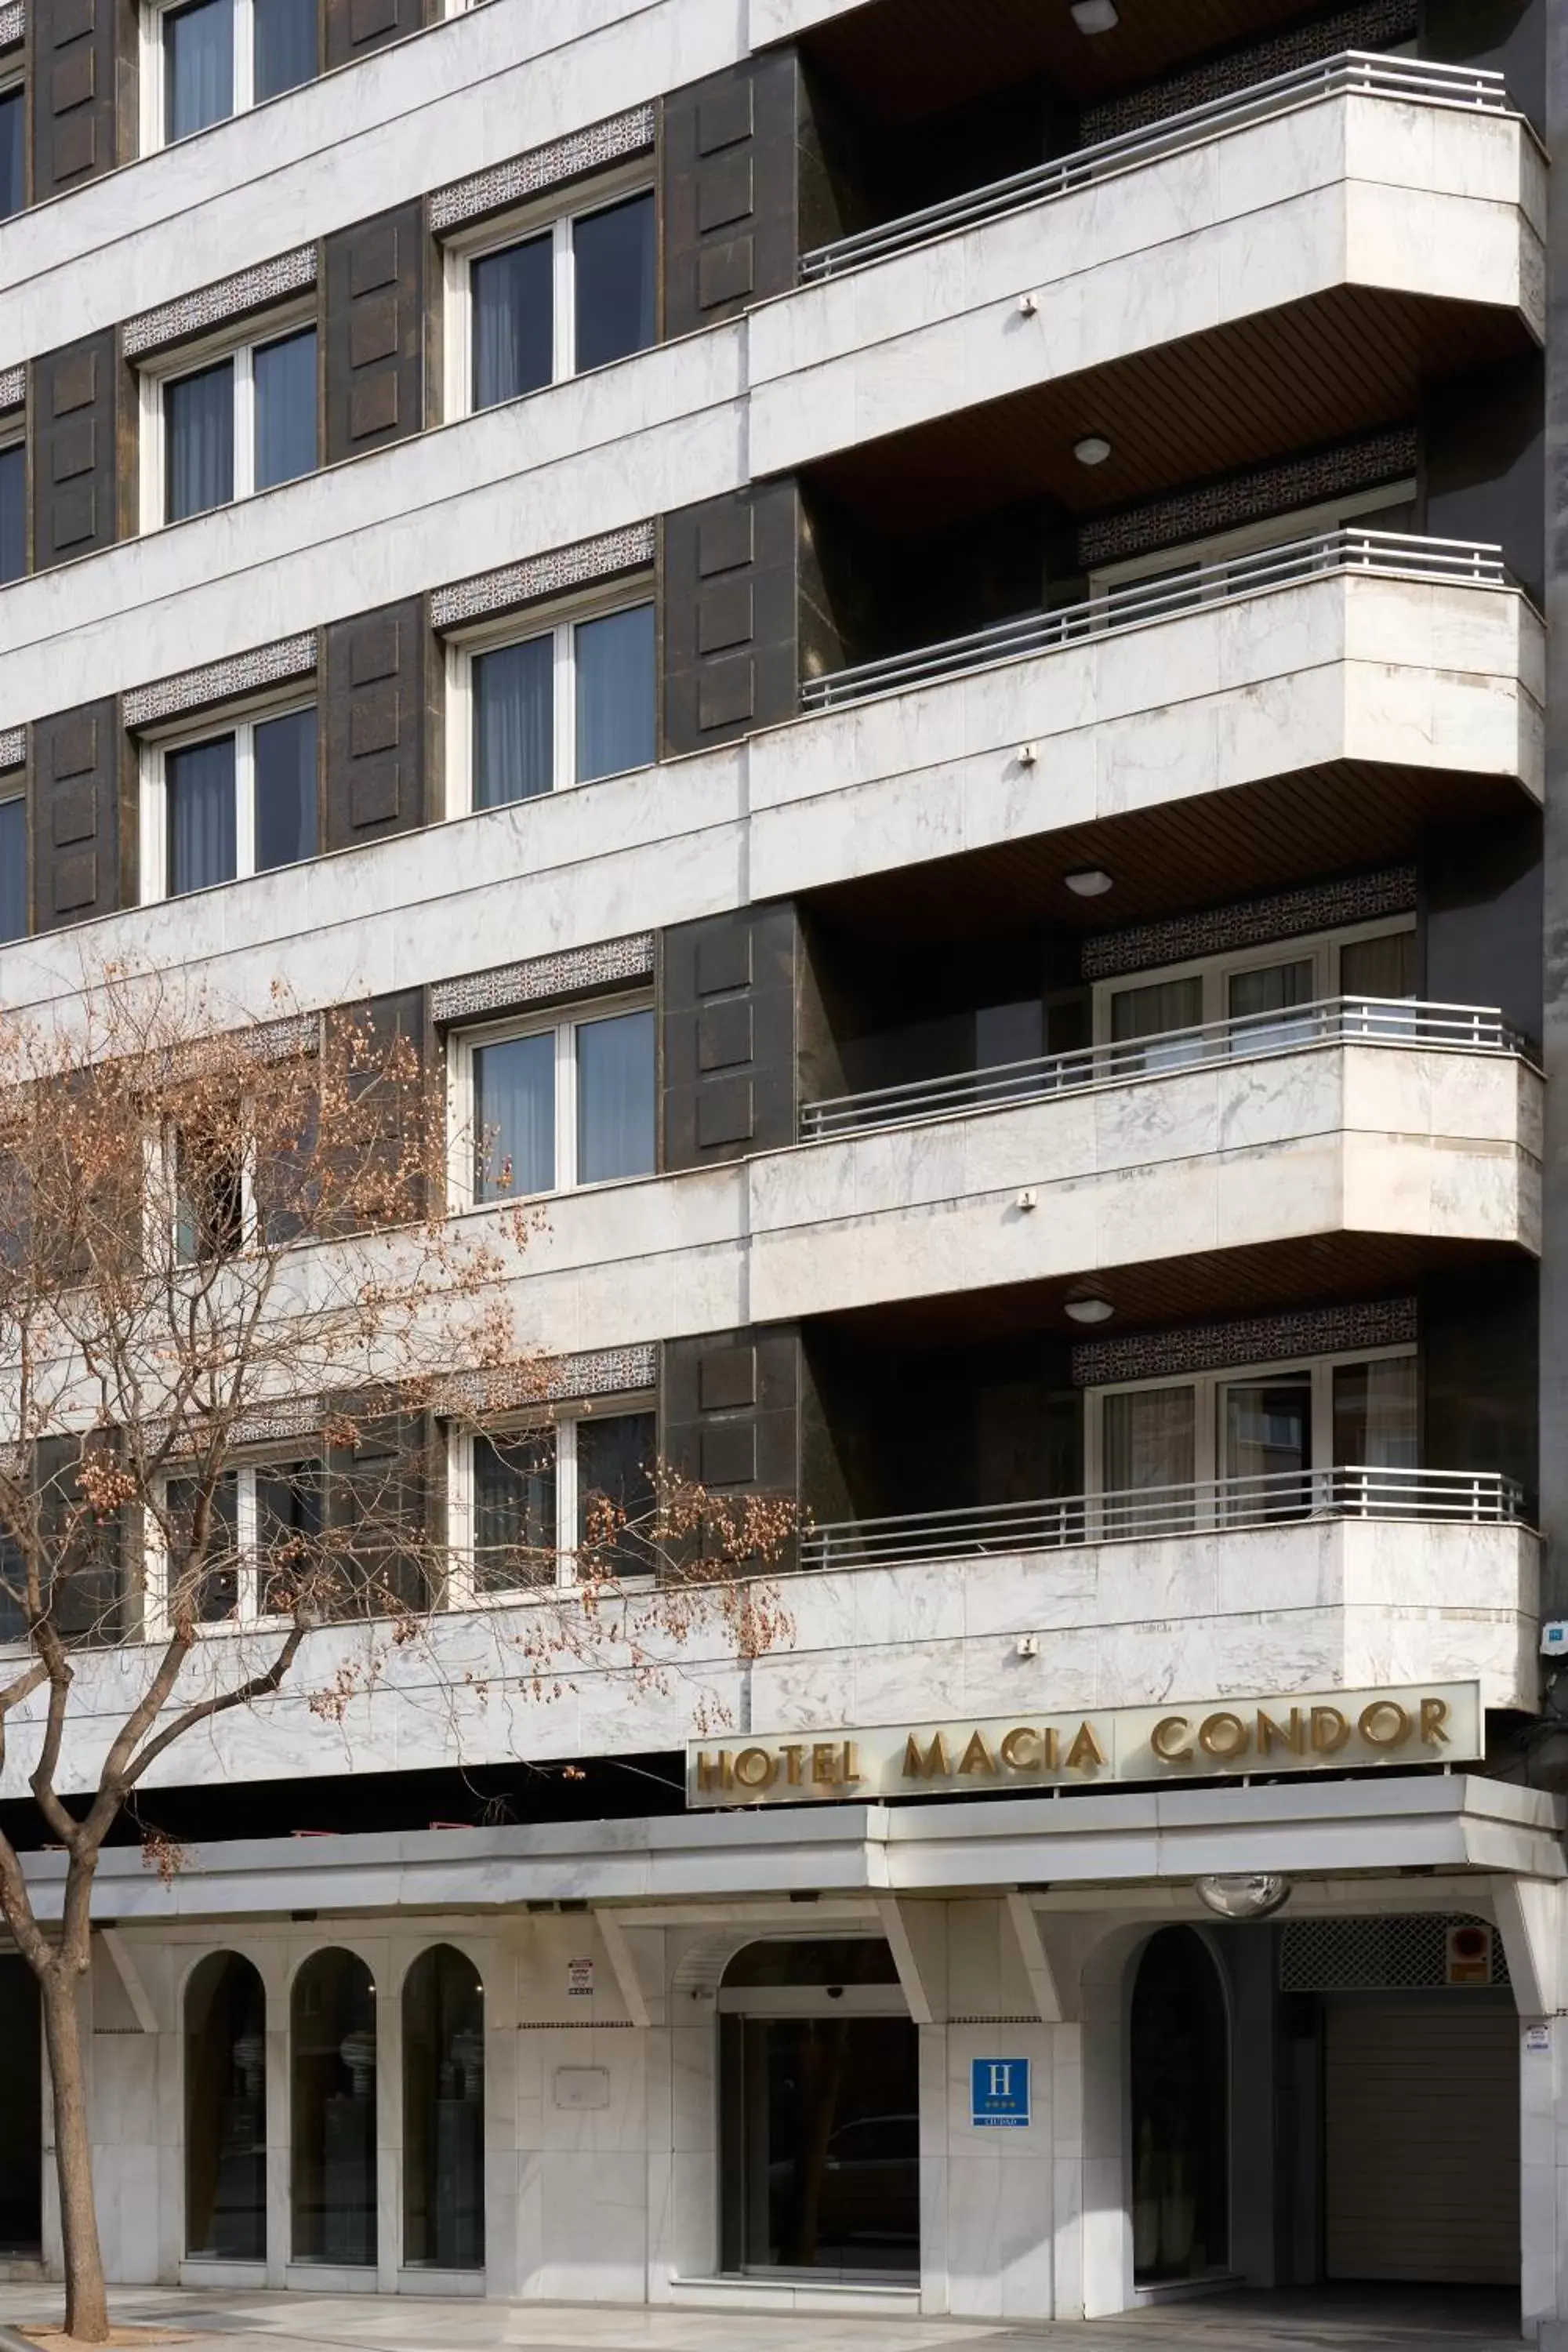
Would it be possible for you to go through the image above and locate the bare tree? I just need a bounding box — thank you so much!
[0,970,792,2343]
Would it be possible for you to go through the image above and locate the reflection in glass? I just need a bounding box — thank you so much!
[0,1530,24,1644]
[473,634,553,808]
[1131,1926,1229,2285]
[1101,1385,1196,1535]
[0,89,21,221]
[254,706,318,871]
[253,0,316,100]
[165,1472,240,1621]
[167,733,238,895]
[574,604,655,782]
[473,1031,554,1200]
[472,234,552,412]
[256,1459,323,1613]
[720,2016,916,2271]
[403,1945,485,2270]
[573,194,656,373]
[186,1951,267,2259]
[165,358,235,523]
[472,1429,555,1592]
[0,443,24,584]
[577,1410,655,1575]
[1333,1356,1417,1471]
[291,1947,376,2264]
[1221,1374,1311,1519]
[0,797,24,944]
[575,1009,655,1184]
[164,0,233,143]
[254,329,318,492]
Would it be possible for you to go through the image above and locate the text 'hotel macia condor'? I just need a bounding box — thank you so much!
[2,0,1568,2333]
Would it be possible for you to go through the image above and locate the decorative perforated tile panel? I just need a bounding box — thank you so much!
[1279,1912,1509,1991]
[437,1345,658,1417]
[123,245,318,359]
[123,634,318,730]
[430,104,655,234]
[0,4,22,46]
[1072,1297,1417,1386]
[0,365,24,411]
[431,523,655,632]
[1081,868,1417,982]
[1077,424,1417,569]
[1080,0,1418,143]
[431,934,655,1025]
[0,728,23,771]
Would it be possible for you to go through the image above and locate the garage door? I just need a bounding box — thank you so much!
[1325,1996,1518,2285]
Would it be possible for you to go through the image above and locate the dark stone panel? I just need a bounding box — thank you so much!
[321,598,430,850]
[323,201,426,464]
[661,1327,802,1566]
[662,481,802,757]
[660,903,799,1172]
[1422,1261,1538,1506]
[1422,0,1544,132]
[1421,811,1543,1044]
[1422,352,1544,606]
[660,52,802,339]
[30,328,123,571]
[29,695,122,931]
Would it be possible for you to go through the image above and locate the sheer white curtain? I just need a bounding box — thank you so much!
[1226,957,1315,1053]
[164,0,232,141]
[474,1432,556,1591]
[1102,1385,1196,1534]
[1333,1357,1417,1468]
[165,358,234,523]
[471,234,553,411]
[1109,975,1204,1072]
[473,1032,555,1199]
[575,1010,655,1183]
[167,734,237,895]
[473,636,554,807]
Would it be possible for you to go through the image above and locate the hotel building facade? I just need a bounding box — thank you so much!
[2,0,1568,2332]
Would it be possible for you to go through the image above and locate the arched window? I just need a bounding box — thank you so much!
[184,1952,266,2261]
[402,1944,485,2270]
[291,1948,376,2266]
[1130,1926,1229,2286]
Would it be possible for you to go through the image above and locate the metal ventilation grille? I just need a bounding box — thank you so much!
[1279,1914,1509,1991]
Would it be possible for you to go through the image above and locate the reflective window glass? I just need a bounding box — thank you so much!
[577,1410,655,1574]
[0,88,22,221]
[574,604,655,783]
[165,358,235,523]
[291,1949,376,2265]
[472,1430,555,1591]
[167,733,238,895]
[473,634,553,808]
[254,706,317,871]
[573,193,655,373]
[0,797,24,944]
[471,233,552,412]
[575,1008,655,1185]
[403,1947,485,2269]
[164,0,233,142]
[0,443,22,584]
[185,1953,267,2260]
[165,1471,241,1622]
[254,328,317,492]
[253,0,316,100]
[472,1030,554,1200]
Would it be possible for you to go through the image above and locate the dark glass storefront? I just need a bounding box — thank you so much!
[185,1951,267,2259]
[719,1939,919,2279]
[402,1944,485,2270]
[0,1955,41,2256]
[1130,1926,1230,2286]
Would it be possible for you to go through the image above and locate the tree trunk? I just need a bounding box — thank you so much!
[39,1965,109,2343]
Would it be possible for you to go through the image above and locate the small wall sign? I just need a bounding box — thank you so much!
[1526,2024,1552,2055]
[568,1956,594,1998]
[971,2057,1031,2128]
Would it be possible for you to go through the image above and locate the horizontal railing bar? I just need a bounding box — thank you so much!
[800,1466,1526,1570]
[801,52,1512,281]
[800,530,1507,713]
[800,996,1523,1141]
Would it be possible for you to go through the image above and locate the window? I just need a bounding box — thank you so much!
[452,181,655,416]
[154,323,318,525]
[452,597,656,811]
[1088,1345,1418,1534]
[1088,477,1421,602]
[450,1000,655,1206]
[0,795,24,944]
[1094,919,1416,1058]
[0,440,24,583]
[185,1953,267,2262]
[156,1456,322,1626]
[142,702,318,900]
[291,1949,375,2267]
[0,84,22,220]
[402,1947,484,2270]
[449,1405,656,1597]
[149,0,318,147]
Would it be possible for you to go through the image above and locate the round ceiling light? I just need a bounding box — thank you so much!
[1065,1295,1114,1326]
[1070,0,1120,32]
[1074,434,1113,466]
[1196,1873,1292,1922]
[1064,868,1114,898]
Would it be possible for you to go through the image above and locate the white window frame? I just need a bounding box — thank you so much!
[145,1450,322,1635]
[1084,1341,1418,1497]
[138,688,317,906]
[445,989,655,1211]
[441,158,655,420]
[140,0,253,151]
[1091,916,1417,1046]
[442,580,656,818]
[445,1396,658,1603]
[1088,477,1419,599]
[137,299,316,534]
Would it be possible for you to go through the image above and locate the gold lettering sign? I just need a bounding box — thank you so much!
[687,1684,1480,1806]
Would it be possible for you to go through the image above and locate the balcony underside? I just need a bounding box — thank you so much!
[818,1230,1523,1349]
[800,0,1357,120]
[806,289,1537,532]
[809,759,1530,937]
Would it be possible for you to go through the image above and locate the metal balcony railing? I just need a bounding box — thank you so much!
[800,52,1512,282]
[800,996,1525,1143]
[800,1466,1526,1573]
[800,529,1508,713]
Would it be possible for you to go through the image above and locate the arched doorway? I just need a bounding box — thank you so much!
[0,1955,41,2257]
[185,1951,267,2260]
[1129,1926,1229,2288]
[401,1944,484,2270]
[291,1948,376,2266]
[717,1937,918,2281]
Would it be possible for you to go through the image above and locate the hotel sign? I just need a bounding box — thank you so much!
[686,1682,1482,1807]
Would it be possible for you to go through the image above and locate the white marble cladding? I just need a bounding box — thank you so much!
[430,935,654,1024]
[0,90,1544,731]
[747,94,1546,479]
[122,246,317,361]
[429,104,655,234]
[0,1517,1537,1805]
[430,524,655,633]
[0,570,1538,1044]
[122,633,317,729]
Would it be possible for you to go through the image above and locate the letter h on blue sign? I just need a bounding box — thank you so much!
[971,2056,1031,2128]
